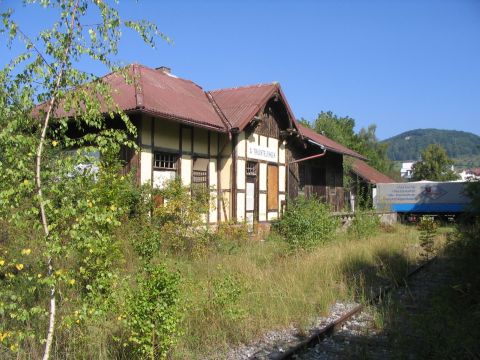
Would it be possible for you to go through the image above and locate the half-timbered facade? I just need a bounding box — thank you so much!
[101,64,367,226]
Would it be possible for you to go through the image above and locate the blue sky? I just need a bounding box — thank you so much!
[1,0,479,139]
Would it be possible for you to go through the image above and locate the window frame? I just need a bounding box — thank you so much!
[153,152,179,171]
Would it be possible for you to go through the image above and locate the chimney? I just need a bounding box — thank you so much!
[156,66,171,74]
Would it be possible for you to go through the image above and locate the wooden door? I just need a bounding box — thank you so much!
[268,164,278,211]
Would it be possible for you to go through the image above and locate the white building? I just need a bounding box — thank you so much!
[400,161,416,180]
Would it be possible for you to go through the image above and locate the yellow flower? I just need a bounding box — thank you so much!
[10,343,18,352]
[110,205,117,211]
[37,273,42,278]
[21,248,31,255]
[15,263,24,271]
[76,319,80,324]
[69,279,76,285]
[0,259,5,266]
[87,201,93,208]
[23,179,30,186]
[52,140,58,147]
[117,316,122,321]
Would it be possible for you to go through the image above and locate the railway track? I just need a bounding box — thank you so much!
[262,257,438,360]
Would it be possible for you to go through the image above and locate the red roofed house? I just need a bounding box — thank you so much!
[68,64,368,228]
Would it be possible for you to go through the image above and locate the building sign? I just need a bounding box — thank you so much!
[374,182,470,213]
[247,143,278,162]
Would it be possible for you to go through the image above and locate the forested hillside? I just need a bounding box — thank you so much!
[383,129,480,163]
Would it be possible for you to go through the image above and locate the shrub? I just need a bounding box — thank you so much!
[348,210,381,239]
[273,196,338,251]
[211,221,250,254]
[124,264,181,360]
[209,269,246,322]
[418,215,437,260]
[153,178,212,256]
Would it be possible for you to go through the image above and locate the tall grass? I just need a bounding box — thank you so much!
[168,224,422,359]
[382,223,480,359]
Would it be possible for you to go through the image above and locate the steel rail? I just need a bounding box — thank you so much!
[267,255,438,360]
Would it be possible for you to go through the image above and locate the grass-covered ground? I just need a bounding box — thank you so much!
[2,177,456,359]
[167,223,425,359]
[381,222,480,359]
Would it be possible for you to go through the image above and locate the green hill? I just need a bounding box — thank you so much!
[382,129,480,167]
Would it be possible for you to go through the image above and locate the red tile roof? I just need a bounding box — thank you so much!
[351,159,395,184]
[50,64,227,132]
[45,64,369,162]
[136,65,226,130]
[209,83,296,130]
[296,123,367,159]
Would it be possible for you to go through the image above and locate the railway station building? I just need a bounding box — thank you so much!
[93,64,368,227]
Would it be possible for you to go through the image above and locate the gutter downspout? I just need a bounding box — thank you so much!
[205,91,233,140]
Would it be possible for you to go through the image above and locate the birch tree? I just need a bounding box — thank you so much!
[0,1,171,358]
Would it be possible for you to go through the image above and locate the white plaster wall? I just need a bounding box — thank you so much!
[268,211,278,221]
[220,157,232,190]
[152,170,175,189]
[279,165,286,192]
[259,163,267,191]
[269,138,279,153]
[237,192,245,222]
[181,155,192,186]
[193,128,209,155]
[236,159,246,190]
[209,191,218,224]
[154,120,179,150]
[208,159,218,223]
[140,150,152,185]
[237,132,246,157]
[259,193,267,221]
[209,159,217,187]
[220,192,231,222]
[279,141,286,164]
[259,135,267,148]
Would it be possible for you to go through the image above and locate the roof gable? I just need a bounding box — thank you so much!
[45,64,377,162]
[209,83,296,131]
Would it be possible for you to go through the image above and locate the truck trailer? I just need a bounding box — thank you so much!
[374,181,471,215]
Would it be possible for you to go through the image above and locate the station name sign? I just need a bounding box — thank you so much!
[247,143,278,162]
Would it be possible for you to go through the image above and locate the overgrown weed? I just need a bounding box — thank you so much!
[170,224,422,359]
